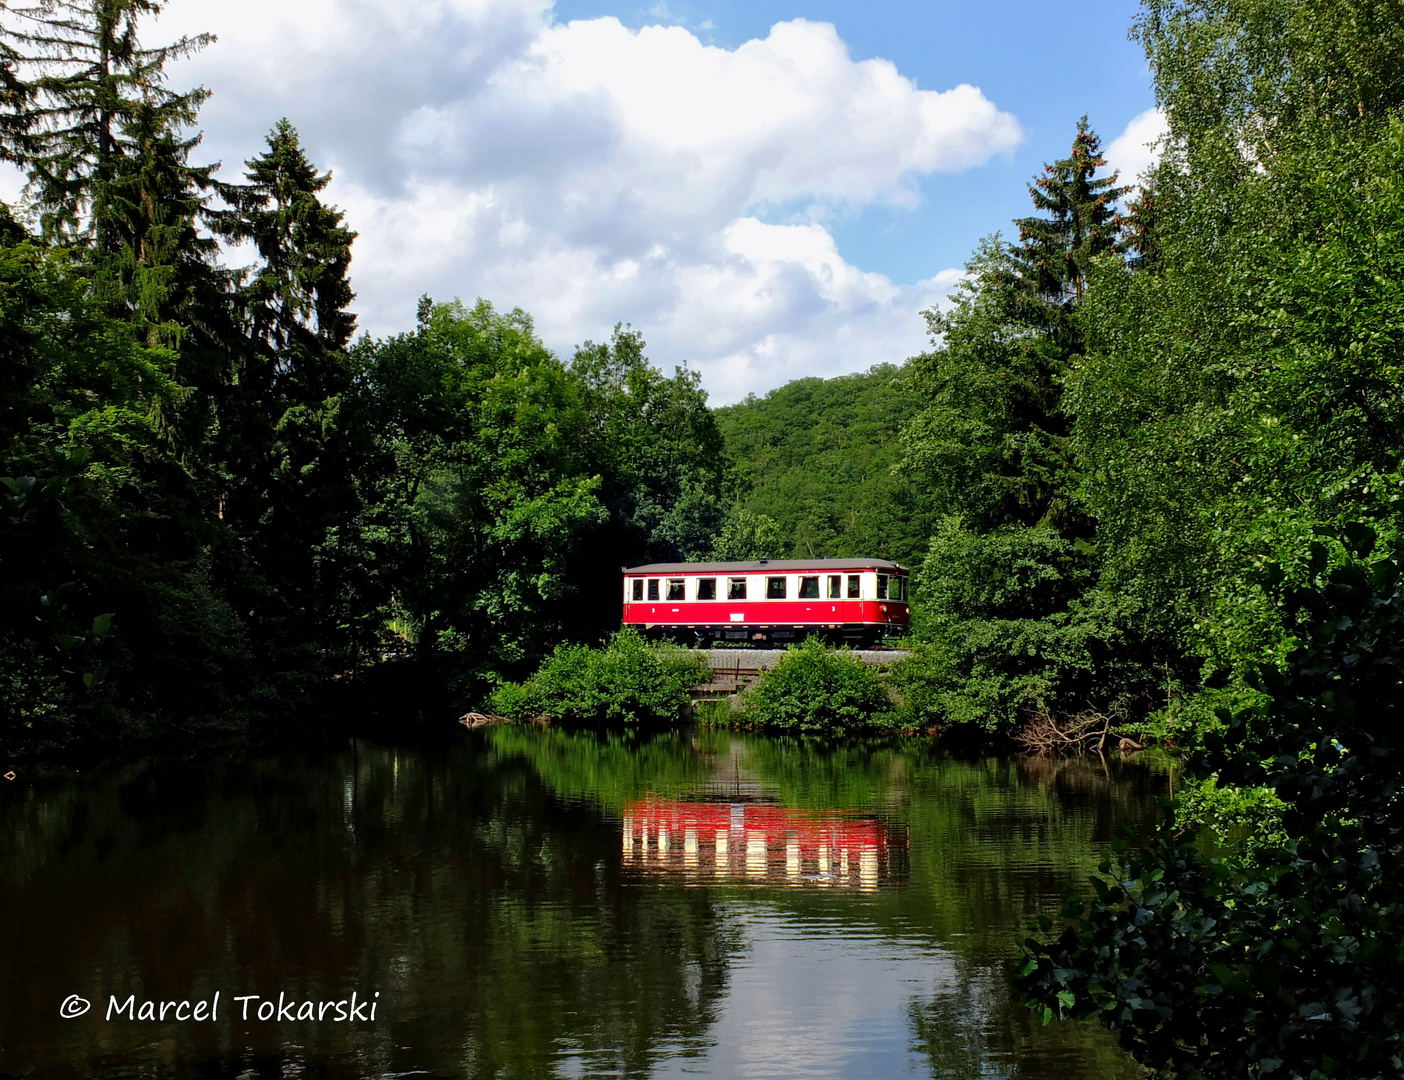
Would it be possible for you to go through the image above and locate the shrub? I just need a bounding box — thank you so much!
[905,517,1169,732]
[739,638,893,735]
[489,628,709,724]
[486,679,542,720]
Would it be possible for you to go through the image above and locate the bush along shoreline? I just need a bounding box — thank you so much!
[728,639,896,736]
[488,629,710,726]
[487,634,1055,746]
[489,634,905,736]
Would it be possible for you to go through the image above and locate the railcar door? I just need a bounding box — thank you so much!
[825,574,843,630]
[843,572,863,626]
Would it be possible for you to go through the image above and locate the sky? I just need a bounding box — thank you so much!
[9,0,1167,405]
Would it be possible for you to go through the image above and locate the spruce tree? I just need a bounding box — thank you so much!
[0,35,35,163]
[211,121,361,666]
[1009,116,1128,309]
[1122,182,1158,273]
[218,118,357,371]
[104,103,222,342]
[0,0,212,247]
[898,118,1144,730]
[0,0,232,448]
[0,2,277,712]
[977,116,1128,529]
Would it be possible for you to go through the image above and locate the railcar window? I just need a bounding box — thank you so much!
[847,575,860,598]
[631,580,643,601]
[766,576,787,599]
[697,578,717,600]
[876,575,888,600]
[728,577,747,600]
[828,575,841,599]
[897,577,907,601]
[666,579,685,601]
[648,579,660,601]
[799,576,819,599]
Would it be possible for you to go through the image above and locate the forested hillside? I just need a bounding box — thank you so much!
[711,365,937,569]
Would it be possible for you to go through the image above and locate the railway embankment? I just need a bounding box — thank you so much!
[692,648,907,695]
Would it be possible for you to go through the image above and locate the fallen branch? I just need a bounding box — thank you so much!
[457,712,549,729]
[1018,696,1137,756]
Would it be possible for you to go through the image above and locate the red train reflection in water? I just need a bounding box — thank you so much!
[622,799,908,890]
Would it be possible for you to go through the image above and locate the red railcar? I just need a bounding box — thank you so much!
[621,558,909,647]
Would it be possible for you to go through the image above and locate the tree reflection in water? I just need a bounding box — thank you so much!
[0,738,736,1079]
[0,727,1160,1079]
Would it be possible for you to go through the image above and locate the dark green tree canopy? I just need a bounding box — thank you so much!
[904,119,1127,536]
[570,324,725,564]
[104,103,222,344]
[713,364,934,566]
[895,119,1152,734]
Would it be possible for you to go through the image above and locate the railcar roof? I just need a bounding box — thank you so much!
[624,558,905,574]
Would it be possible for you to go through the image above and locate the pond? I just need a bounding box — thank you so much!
[0,727,1161,1079]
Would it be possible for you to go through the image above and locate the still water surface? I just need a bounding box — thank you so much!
[0,728,1159,1079]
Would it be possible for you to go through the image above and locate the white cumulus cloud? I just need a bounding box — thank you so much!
[147,0,1014,401]
[1105,107,1168,190]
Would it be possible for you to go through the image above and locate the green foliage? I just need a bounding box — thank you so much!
[485,680,541,721]
[490,629,710,725]
[2,0,214,247]
[564,324,725,633]
[0,115,735,752]
[900,518,1166,730]
[345,298,606,689]
[1011,8,1404,1071]
[713,364,936,566]
[902,117,1125,538]
[204,120,363,680]
[739,638,894,735]
[1064,4,1404,693]
[1019,532,1404,1080]
[705,508,784,561]
[690,698,735,729]
[919,518,1086,621]
[901,238,1073,533]
[218,118,358,357]
[1010,116,1128,308]
[1,2,668,749]
[571,324,725,565]
[0,222,246,753]
[1175,776,1287,857]
[341,311,731,695]
[0,4,307,753]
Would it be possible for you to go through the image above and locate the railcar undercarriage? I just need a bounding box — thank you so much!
[640,623,902,648]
